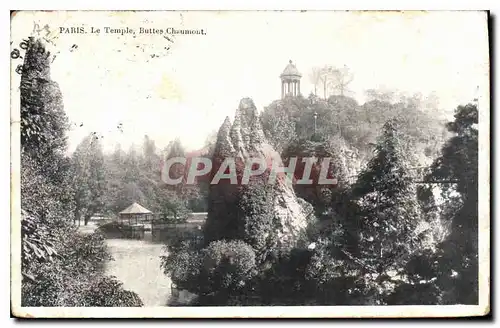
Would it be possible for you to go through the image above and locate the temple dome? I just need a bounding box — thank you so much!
[280,60,302,80]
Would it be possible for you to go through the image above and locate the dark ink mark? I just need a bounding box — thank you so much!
[163,35,174,43]
[11,49,20,59]
[15,64,23,75]
[91,131,104,140]
[20,39,29,50]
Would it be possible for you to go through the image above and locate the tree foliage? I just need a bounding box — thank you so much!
[162,239,257,303]
[349,121,428,297]
[22,229,143,307]
[282,138,348,215]
[261,90,447,166]
[20,38,143,307]
[389,103,479,305]
[71,134,106,225]
[99,136,203,220]
[20,37,69,168]
[302,120,433,305]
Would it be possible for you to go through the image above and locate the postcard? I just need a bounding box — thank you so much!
[10,10,490,318]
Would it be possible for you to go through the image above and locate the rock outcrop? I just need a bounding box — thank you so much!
[204,98,310,252]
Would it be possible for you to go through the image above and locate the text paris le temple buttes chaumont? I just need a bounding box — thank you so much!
[59,26,206,35]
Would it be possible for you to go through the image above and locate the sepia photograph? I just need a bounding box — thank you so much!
[10,10,490,318]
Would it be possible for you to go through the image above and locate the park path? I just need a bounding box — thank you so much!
[104,238,172,306]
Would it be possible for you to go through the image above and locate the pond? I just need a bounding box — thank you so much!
[105,238,172,306]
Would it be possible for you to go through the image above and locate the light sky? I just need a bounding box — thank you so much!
[11,11,489,154]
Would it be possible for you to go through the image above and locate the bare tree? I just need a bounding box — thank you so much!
[329,65,354,97]
[365,87,396,103]
[309,67,322,97]
[311,65,355,99]
[318,65,335,100]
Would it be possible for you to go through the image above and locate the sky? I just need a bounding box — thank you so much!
[10,11,489,154]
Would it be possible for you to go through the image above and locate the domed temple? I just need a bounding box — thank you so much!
[280,60,302,99]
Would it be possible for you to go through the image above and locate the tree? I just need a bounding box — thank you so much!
[309,67,322,96]
[20,38,75,278]
[156,187,189,222]
[364,88,396,103]
[20,37,69,169]
[123,145,141,184]
[305,236,361,305]
[318,66,335,100]
[260,100,298,153]
[71,134,107,225]
[141,134,159,172]
[20,38,143,307]
[162,239,257,305]
[348,119,428,303]
[22,225,144,307]
[387,103,479,305]
[282,138,347,216]
[329,65,354,97]
[203,130,219,157]
[103,144,127,214]
[236,182,281,262]
[163,138,187,191]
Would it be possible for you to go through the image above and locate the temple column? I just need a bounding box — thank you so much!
[281,82,284,98]
[297,80,300,95]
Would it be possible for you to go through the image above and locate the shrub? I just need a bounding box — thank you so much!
[162,239,257,301]
[200,240,257,292]
[81,276,144,307]
[22,228,144,307]
[161,240,203,292]
[237,183,279,259]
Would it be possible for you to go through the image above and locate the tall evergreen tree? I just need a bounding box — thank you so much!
[388,103,479,305]
[432,103,479,304]
[349,119,426,302]
[20,38,143,307]
[141,134,158,172]
[20,37,75,270]
[71,134,106,225]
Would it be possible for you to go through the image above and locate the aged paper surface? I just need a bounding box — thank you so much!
[11,10,490,318]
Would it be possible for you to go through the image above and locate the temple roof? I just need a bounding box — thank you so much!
[119,202,152,214]
[280,60,302,79]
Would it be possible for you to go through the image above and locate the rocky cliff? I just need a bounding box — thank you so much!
[204,98,310,252]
